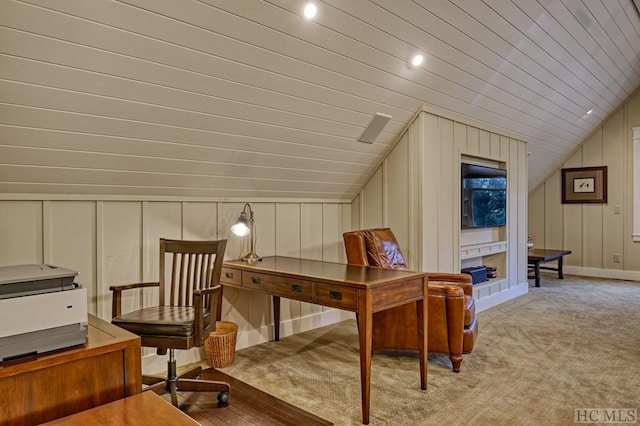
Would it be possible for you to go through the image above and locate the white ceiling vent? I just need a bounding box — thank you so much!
[358,113,391,144]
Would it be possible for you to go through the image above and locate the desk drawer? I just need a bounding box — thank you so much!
[221,267,242,286]
[242,272,314,302]
[315,284,358,310]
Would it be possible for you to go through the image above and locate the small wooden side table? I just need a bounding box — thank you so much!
[43,391,199,425]
[527,249,572,287]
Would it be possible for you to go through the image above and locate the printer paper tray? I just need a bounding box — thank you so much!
[0,323,88,362]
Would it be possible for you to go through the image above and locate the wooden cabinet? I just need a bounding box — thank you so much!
[0,314,141,426]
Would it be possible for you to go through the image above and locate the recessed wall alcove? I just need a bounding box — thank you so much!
[350,105,529,311]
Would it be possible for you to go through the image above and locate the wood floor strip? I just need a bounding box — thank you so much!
[165,367,333,426]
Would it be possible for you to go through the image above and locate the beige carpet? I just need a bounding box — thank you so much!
[218,275,640,425]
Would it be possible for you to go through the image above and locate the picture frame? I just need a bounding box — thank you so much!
[561,166,607,203]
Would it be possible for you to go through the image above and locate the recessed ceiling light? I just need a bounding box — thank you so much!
[410,53,424,68]
[586,108,593,115]
[303,3,317,19]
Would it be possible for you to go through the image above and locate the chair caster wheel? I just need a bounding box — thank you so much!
[217,391,229,405]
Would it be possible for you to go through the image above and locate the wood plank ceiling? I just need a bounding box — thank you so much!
[1,0,639,200]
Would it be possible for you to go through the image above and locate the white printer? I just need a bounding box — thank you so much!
[0,264,88,362]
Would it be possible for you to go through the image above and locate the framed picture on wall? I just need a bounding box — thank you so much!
[561,166,608,203]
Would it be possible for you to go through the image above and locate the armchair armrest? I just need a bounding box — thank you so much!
[427,281,465,297]
[109,281,159,319]
[193,284,222,344]
[428,272,473,296]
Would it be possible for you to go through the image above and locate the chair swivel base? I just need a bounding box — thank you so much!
[143,361,230,407]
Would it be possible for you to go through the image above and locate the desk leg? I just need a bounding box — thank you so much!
[534,262,541,287]
[272,296,280,341]
[417,277,428,390]
[557,257,564,279]
[357,292,373,425]
[216,286,224,322]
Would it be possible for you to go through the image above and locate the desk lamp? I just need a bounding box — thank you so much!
[231,203,260,262]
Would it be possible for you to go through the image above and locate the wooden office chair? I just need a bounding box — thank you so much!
[110,238,230,407]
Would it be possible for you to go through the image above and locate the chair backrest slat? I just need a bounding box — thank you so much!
[159,238,227,310]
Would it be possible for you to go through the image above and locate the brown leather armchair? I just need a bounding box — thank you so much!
[343,228,478,372]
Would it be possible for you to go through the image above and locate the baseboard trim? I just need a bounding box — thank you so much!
[475,281,528,313]
[563,266,640,281]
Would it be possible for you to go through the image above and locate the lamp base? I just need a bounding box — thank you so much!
[241,252,261,263]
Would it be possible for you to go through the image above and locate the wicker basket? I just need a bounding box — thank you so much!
[204,321,238,368]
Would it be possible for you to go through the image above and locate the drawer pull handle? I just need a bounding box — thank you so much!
[251,277,261,284]
[291,284,302,292]
[225,272,234,279]
[329,290,342,300]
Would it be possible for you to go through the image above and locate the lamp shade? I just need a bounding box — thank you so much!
[231,216,250,237]
[230,203,260,262]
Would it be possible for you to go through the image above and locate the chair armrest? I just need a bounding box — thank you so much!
[428,281,465,298]
[109,282,159,319]
[428,272,473,297]
[193,284,223,344]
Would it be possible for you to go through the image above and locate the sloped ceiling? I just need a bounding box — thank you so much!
[1,0,640,200]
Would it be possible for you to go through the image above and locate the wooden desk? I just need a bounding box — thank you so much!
[527,249,572,287]
[0,314,141,425]
[43,391,199,425]
[221,256,429,425]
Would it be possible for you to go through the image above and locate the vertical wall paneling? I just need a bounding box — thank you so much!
[356,106,529,311]
[322,203,343,263]
[508,141,518,286]
[182,202,218,240]
[527,186,545,250]
[0,201,43,265]
[602,109,624,270]
[408,120,422,270]
[44,201,96,314]
[479,129,491,158]
[301,204,323,261]
[350,194,361,232]
[0,197,353,366]
[250,203,277,259]
[143,202,181,308]
[467,127,480,156]
[385,133,410,259]
[438,118,455,271]
[341,203,352,248]
[301,203,323,318]
[275,203,301,257]
[582,131,604,268]
[530,89,640,280]
[544,171,563,249]
[361,167,383,230]
[275,203,302,327]
[563,153,584,267]
[631,123,640,271]
[421,112,441,272]
[96,201,105,318]
[100,202,142,319]
[516,140,528,285]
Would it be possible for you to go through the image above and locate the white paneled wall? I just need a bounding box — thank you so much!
[353,105,529,311]
[528,88,640,280]
[0,198,352,371]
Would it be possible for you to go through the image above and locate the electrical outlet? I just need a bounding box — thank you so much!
[613,253,621,263]
[614,205,621,214]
